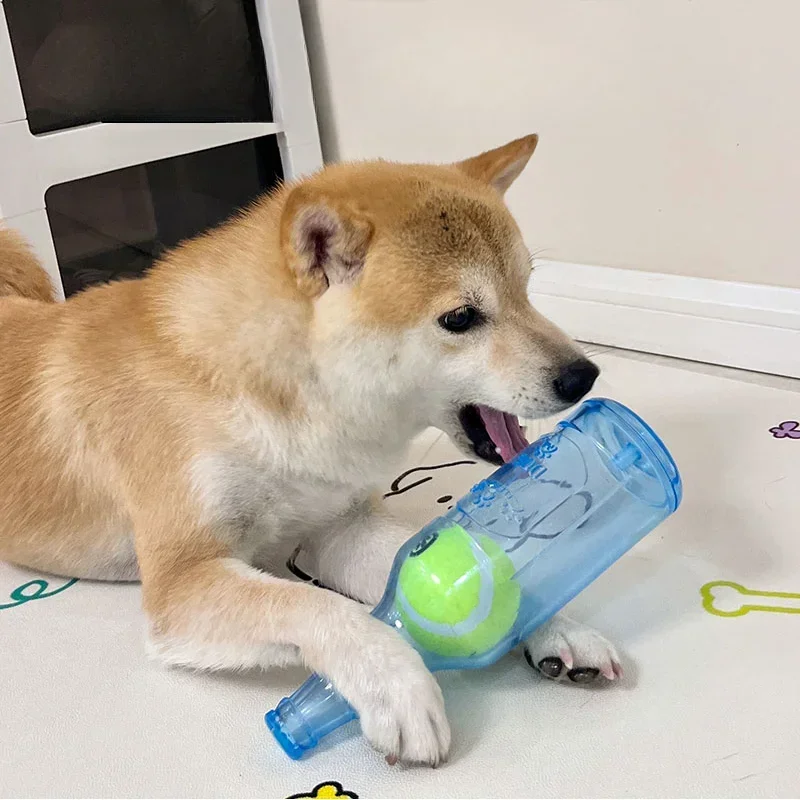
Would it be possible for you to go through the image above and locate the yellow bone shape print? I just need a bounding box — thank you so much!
[701,580,800,618]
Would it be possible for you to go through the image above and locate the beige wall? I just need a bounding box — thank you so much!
[300,0,800,289]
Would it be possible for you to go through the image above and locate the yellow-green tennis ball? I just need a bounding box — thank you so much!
[396,524,520,658]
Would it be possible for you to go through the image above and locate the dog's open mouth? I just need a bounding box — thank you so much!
[458,405,530,466]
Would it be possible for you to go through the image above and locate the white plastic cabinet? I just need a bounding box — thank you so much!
[0,0,322,299]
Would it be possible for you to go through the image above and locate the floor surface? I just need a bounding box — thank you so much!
[1,351,799,798]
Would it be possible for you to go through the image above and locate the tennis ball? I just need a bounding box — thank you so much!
[396,524,520,658]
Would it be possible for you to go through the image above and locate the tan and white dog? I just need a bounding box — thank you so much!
[0,136,620,765]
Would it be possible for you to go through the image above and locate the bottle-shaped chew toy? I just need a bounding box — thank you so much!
[266,398,682,759]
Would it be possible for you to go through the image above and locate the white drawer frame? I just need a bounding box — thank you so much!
[0,0,322,299]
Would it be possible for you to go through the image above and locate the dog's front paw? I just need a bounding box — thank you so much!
[523,614,622,684]
[318,615,450,766]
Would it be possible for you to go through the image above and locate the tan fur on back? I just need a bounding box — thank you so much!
[0,229,55,302]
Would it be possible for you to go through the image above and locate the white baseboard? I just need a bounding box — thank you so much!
[529,261,800,379]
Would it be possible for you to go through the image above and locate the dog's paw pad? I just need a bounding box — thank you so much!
[567,666,601,684]
[530,654,565,678]
[523,616,622,684]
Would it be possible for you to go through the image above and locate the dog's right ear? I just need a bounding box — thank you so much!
[281,187,374,298]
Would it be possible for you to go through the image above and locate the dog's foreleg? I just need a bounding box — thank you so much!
[135,507,449,765]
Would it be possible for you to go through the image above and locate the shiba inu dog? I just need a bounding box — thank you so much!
[0,136,619,765]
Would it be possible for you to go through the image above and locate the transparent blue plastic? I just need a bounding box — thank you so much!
[266,398,682,759]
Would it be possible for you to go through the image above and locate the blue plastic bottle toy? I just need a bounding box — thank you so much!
[266,398,682,759]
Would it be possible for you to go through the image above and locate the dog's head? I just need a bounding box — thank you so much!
[280,136,597,465]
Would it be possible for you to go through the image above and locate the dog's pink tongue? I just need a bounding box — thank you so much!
[477,405,529,463]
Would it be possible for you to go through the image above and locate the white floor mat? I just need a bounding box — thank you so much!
[2,353,799,798]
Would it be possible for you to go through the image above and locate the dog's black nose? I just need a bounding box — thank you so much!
[553,359,600,403]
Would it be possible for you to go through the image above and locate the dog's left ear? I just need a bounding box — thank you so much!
[282,186,374,298]
[455,134,539,195]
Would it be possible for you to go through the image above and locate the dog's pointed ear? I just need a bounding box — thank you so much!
[281,187,374,297]
[455,134,539,195]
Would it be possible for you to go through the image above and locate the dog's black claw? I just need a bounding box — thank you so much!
[535,655,565,679]
[567,667,600,684]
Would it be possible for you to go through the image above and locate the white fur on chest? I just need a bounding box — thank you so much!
[189,449,364,559]
[188,325,431,559]
[189,397,403,560]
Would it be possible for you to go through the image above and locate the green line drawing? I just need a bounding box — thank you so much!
[701,580,800,618]
[0,577,79,610]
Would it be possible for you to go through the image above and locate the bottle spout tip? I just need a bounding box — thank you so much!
[265,706,307,760]
[265,673,359,760]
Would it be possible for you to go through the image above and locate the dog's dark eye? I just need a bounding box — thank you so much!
[438,305,480,333]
